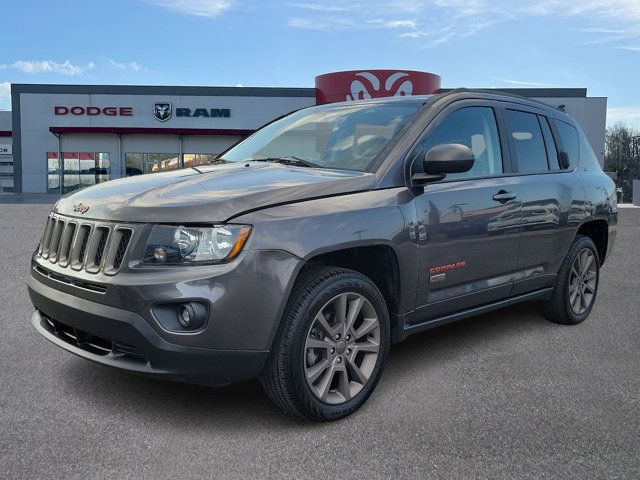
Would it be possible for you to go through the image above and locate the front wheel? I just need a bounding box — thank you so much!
[260,267,390,421]
[539,235,600,325]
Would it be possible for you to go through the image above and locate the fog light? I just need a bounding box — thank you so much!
[178,304,194,328]
[176,302,207,330]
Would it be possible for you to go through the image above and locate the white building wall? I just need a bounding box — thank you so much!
[182,135,241,155]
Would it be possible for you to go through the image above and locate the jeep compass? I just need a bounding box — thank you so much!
[29,90,617,421]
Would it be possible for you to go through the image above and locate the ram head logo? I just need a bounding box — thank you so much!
[346,72,414,101]
[153,102,172,122]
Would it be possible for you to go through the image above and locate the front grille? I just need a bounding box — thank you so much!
[77,226,90,266]
[112,230,132,270]
[37,214,135,275]
[42,315,145,361]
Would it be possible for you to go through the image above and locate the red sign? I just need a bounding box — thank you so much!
[54,106,133,116]
[315,70,441,104]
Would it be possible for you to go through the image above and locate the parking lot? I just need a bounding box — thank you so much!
[1,203,638,479]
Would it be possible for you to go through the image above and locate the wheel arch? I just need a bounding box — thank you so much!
[294,244,404,343]
[575,219,609,265]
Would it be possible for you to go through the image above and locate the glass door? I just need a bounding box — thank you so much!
[47,152,111,194]
[62,153,80,193]
[47,153,61,194]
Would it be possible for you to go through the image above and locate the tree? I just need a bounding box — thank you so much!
[605,122,640,202]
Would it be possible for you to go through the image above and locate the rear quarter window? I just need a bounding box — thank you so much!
[578,128,602,171]
[555,120,579,168]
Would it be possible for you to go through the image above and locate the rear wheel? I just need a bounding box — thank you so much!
[260,267,390,421]
[539,235,600,325]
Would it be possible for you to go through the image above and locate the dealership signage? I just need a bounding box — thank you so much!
[0,143,11,155]
[54,106,133,116]
[153,102,231,122]
[52,103,232,120]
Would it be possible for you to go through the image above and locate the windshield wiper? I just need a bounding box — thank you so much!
[207,158,231,165]
[249,156,324,169]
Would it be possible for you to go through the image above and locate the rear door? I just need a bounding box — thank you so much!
[410,101,522,322]
[500,106,583,295]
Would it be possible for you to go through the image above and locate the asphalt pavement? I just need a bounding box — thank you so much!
[1,203,638,479]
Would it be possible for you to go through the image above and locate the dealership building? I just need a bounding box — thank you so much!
[2,70,607,195]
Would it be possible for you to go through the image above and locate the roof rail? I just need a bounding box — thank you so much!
[434,87,569,112]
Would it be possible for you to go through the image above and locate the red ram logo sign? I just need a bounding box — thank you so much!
[315,70,441,104]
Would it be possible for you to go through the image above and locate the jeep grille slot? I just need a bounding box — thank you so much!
[40,216,56,258]
[36,214,136,276]
[71,224,92,270]
[57,222,76,267]
[103,228,133,275]
[47,219,65,263]
[85,226,110,273]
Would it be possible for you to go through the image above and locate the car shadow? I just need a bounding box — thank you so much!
[60,300,552,428]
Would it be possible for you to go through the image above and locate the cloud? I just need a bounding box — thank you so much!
[287,0,640,48]
[607,106,640,126]
[146,0,234,17]
[497,78,559,87]
[380,20,417,29]
[288,3,351,12]
[0,82,10,99]
[579,27,626,34]
[0,60,93,76]
[288,16,354,30]
[108,59,144,71]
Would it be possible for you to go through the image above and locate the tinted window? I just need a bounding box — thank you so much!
[539,116,559,169]
[419,106,503,179]
[506,110,548,172]
[579,129,601,171]
[556,120,579,168]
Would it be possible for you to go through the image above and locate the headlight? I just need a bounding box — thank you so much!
[143,224,252,265]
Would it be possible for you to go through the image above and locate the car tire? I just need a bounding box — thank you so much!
[539,234,600,325]
[260,267,390,421]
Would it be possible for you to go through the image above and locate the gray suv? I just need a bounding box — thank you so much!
[29,90,617,421]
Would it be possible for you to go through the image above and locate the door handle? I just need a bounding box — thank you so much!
[492,191,517,203]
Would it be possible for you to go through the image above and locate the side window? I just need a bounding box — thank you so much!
[539,116,560,169]
[579,128,602,171]
[418,106,503,179]
[555,120,579,168]
[506,110,549,173]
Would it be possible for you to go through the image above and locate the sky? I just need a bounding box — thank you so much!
[1,0,639,126]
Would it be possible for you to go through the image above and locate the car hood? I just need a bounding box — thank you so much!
[54,162,375,223]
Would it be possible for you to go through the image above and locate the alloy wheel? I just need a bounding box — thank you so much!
[303,292,381,404]
[568,248,598,315]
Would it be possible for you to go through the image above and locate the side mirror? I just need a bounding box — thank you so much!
[412,143,475,186]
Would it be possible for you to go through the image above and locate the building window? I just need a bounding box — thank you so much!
[125,153,179,176]
[47,152,111,194]
[183,153,218,168]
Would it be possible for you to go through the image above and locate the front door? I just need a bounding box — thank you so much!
[410,104,521,322]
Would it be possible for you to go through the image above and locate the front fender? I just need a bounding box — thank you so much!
[235,188,419,340]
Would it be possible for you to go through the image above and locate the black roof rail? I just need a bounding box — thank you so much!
[433,87,570,112]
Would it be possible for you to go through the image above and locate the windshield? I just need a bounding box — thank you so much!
[221,102,422,172]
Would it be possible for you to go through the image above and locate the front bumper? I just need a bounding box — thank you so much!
[29,279,269,385]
